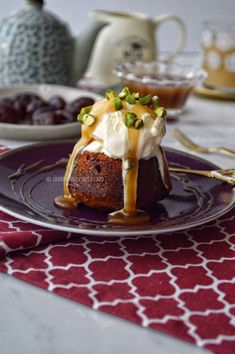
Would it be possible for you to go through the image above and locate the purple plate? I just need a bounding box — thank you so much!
[0,141,234,236]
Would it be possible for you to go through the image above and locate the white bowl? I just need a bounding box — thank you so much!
[0,84,102,140]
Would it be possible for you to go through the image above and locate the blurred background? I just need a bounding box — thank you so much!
[1,0,235,53]
[0,0,234,125]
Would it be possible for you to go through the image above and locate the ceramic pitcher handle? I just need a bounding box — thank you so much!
[154,14,187,61]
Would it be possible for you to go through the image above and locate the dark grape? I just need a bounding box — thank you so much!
[0,104,21,124]
[32,106,54,125]
[66,96,95,119]
[32,110,56,125]
[33,105,53,116]
[32,109,73,125]
[26,98,45,117]
[14,93,41,103]
[13,93,41,118]
[53,110,73,124]
[0,97,13,106]
[49,95,66,110]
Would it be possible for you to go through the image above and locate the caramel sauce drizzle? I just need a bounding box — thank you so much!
[125,127,139,213]
[108,126,150,225]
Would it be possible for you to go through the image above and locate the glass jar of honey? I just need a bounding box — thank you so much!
[114,61,206,115]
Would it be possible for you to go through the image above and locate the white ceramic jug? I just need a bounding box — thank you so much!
[85,10,187,84]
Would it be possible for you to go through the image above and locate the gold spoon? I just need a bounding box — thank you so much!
[173,128,235,158]
[169,167,235,184]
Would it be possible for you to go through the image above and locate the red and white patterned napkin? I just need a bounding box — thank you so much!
[0,207,235,354]
[0,146,235,354]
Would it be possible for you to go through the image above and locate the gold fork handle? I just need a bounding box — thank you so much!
[173,128,235,158]
[169,167,235,184]
[210,147,235,158]
[170,167,211,178]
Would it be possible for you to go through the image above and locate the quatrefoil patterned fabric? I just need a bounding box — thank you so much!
[1,207,235,354]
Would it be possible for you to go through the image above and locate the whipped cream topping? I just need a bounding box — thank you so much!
[83,109,166,160]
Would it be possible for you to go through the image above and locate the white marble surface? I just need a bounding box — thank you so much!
[2,93,235,354]
[165,94,235,169]
[0,273,209,354]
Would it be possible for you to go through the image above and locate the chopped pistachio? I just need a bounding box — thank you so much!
[133,92,140,99]
[80,105,92,115]
[106,89,118,100]
[155,106,167,118]
[152,96,160,110]
[77,112,84,123]
[139,94,152,105]
[77,106,93,123]
[82,113,95,126]
[123,158,134,170]
[119,87,131,99]
[113,97,123,110]
[124,112,137,127]
[126,94,136,104]
[134,119,144,129]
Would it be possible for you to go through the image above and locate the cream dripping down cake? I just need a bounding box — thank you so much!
[55,87,172,225]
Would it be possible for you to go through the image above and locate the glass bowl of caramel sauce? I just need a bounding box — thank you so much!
[113,61,207,115]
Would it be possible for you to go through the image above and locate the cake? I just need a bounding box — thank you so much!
[55,87,172,224]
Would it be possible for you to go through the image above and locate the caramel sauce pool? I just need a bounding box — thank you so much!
[54,195,79,210]
[108,209,150,225]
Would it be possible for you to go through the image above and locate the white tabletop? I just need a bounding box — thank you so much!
[1,93,235,354]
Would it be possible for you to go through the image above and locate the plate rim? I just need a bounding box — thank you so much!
[0,141,234,236]
[194,85,235,100]
[0,120,81,130]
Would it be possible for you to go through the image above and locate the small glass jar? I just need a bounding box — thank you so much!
[113,61,206,115]
[201,21,235,92]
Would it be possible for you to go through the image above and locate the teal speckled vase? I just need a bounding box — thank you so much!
[0,0,73,86]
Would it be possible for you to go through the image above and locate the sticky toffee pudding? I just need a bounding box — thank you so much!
[55,87,172,225]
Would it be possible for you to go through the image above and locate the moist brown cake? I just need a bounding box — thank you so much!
[68,151,170,210]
